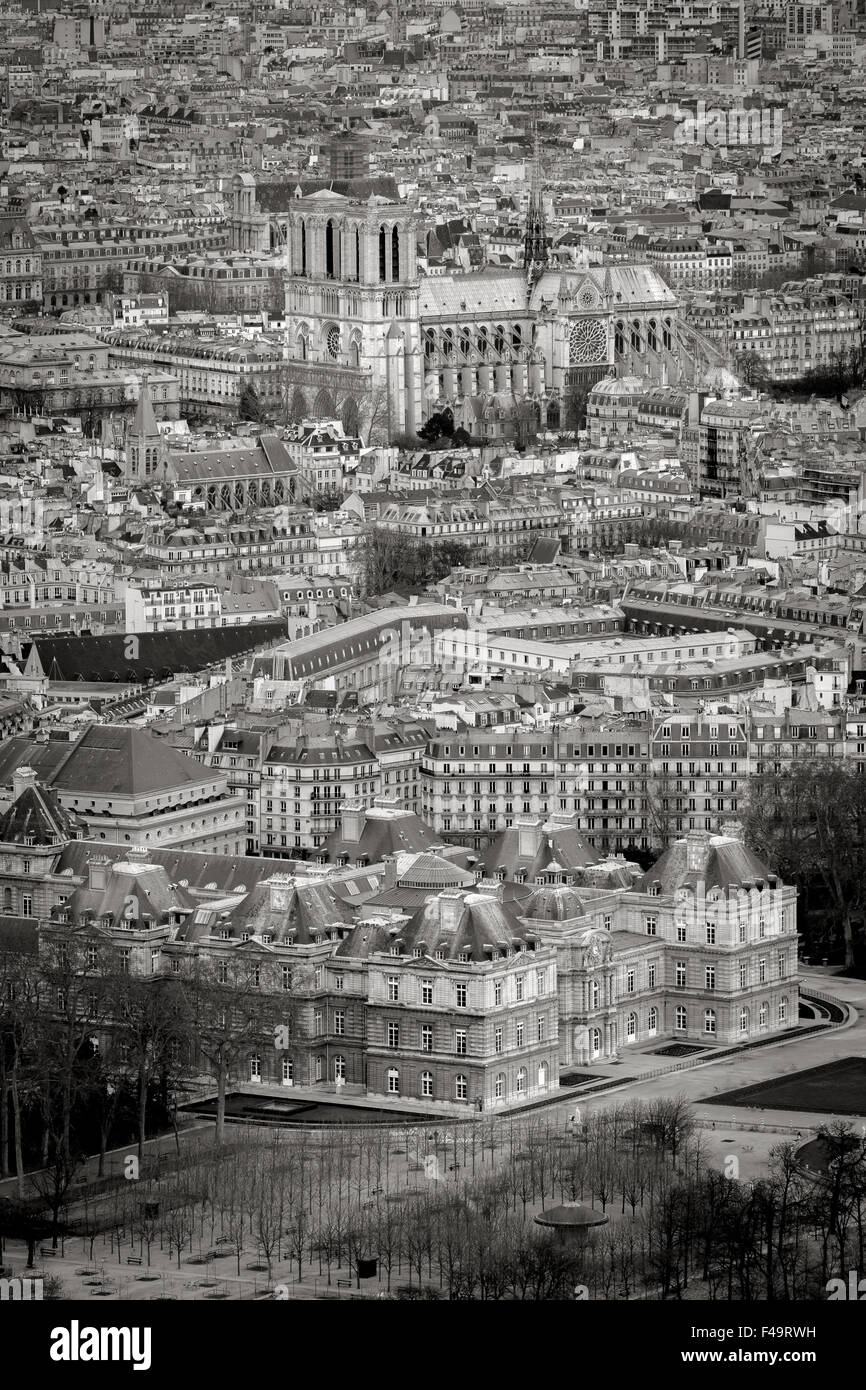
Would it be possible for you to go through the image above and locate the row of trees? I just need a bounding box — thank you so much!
[0,929,305,1241]
[5,1095,863,1301]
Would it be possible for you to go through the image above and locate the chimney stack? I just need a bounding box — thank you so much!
[340,797,367,844]
[13,765,37,803]
[438,889,465,936]
[517,816,545,861]
[685,828,711,872]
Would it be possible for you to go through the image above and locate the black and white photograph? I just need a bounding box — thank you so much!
[0,0,864,1369]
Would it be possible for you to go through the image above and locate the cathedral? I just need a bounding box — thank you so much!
[232,174,701,442]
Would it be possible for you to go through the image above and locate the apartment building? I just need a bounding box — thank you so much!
[0,217,42,307]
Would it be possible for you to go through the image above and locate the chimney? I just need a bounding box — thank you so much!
[340,797,367,844]
[382,853,398,890]
[438,889,465,935]
[719,818,744,842]
[517,816,544,860]
[685,829,711,872]
[13,765,37,802]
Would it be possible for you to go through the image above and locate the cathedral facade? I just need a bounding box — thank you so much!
[235,176,687,441]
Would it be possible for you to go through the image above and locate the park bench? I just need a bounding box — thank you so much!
[336,1278,352,1289]
[40,1247,58,1258]
[127,1256,143,1266]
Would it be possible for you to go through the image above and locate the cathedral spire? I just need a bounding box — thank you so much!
[523,117,548,286]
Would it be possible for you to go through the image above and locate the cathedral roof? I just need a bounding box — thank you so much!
[529,265,677,312]
[419,270,529,318]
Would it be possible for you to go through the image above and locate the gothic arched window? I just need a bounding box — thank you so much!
[325,220,335,279]
[379,225,387,282]
[392,224,400,281]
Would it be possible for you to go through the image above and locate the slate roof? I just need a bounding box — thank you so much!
[0,727,216,799]
[19,621,286,683]
[322,805,449,864]
[635,830,780,895]
[47,725,212,797]
[0,783,82,845]
[480,815,599,881]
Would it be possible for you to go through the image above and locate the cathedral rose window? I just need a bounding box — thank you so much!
[569,318,607,365]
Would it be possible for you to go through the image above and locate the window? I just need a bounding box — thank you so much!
[675,1006,687,1031]
[495,1073,505,1099]
[387,975,399,1002]
[739,961,747,989]
[455,1073,468,1101]
[493,980,502,1006]
[676,924,687,943]
[759,1002,768,1027]
[739,1008,749,1032]
[648,963,656,989]
[334,1009,345,1035]
[535,967,546,995]
[387,1021,399,1048]
[516,1020,525,1047]
[455,982,467,1008]
[626,968,635,994]
[706,924,716,944]
[515,1067,527,1094]
[645,915,657,936]
[515,975,525,1002]
[334,973,344,991]
[705,965,715,991]
[22,893,32,917]
[704,1009,716,1035]
[282,1058,293,1085]
[314,966,323,989]
[217,962,228,984]
[537,1015,546,1042]
[455,1028,467,1055]
[421,1024,433,1052]
[626,1012,637,1041]
[675,961,686,988]
[421,1070,433,1098]
[758,958,766,983]
[778,997,788,1023]
[314,1009,323,1035]
[421,978,433,1005]
[591,980,599,1009]
[250,1054,261,1080]
[387,1068,399,1094]
[648,1006,657,1034]
[494,1025,503,1053]
[281,964,292,991]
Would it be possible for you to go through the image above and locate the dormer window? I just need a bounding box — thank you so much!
[23,836,34,848]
